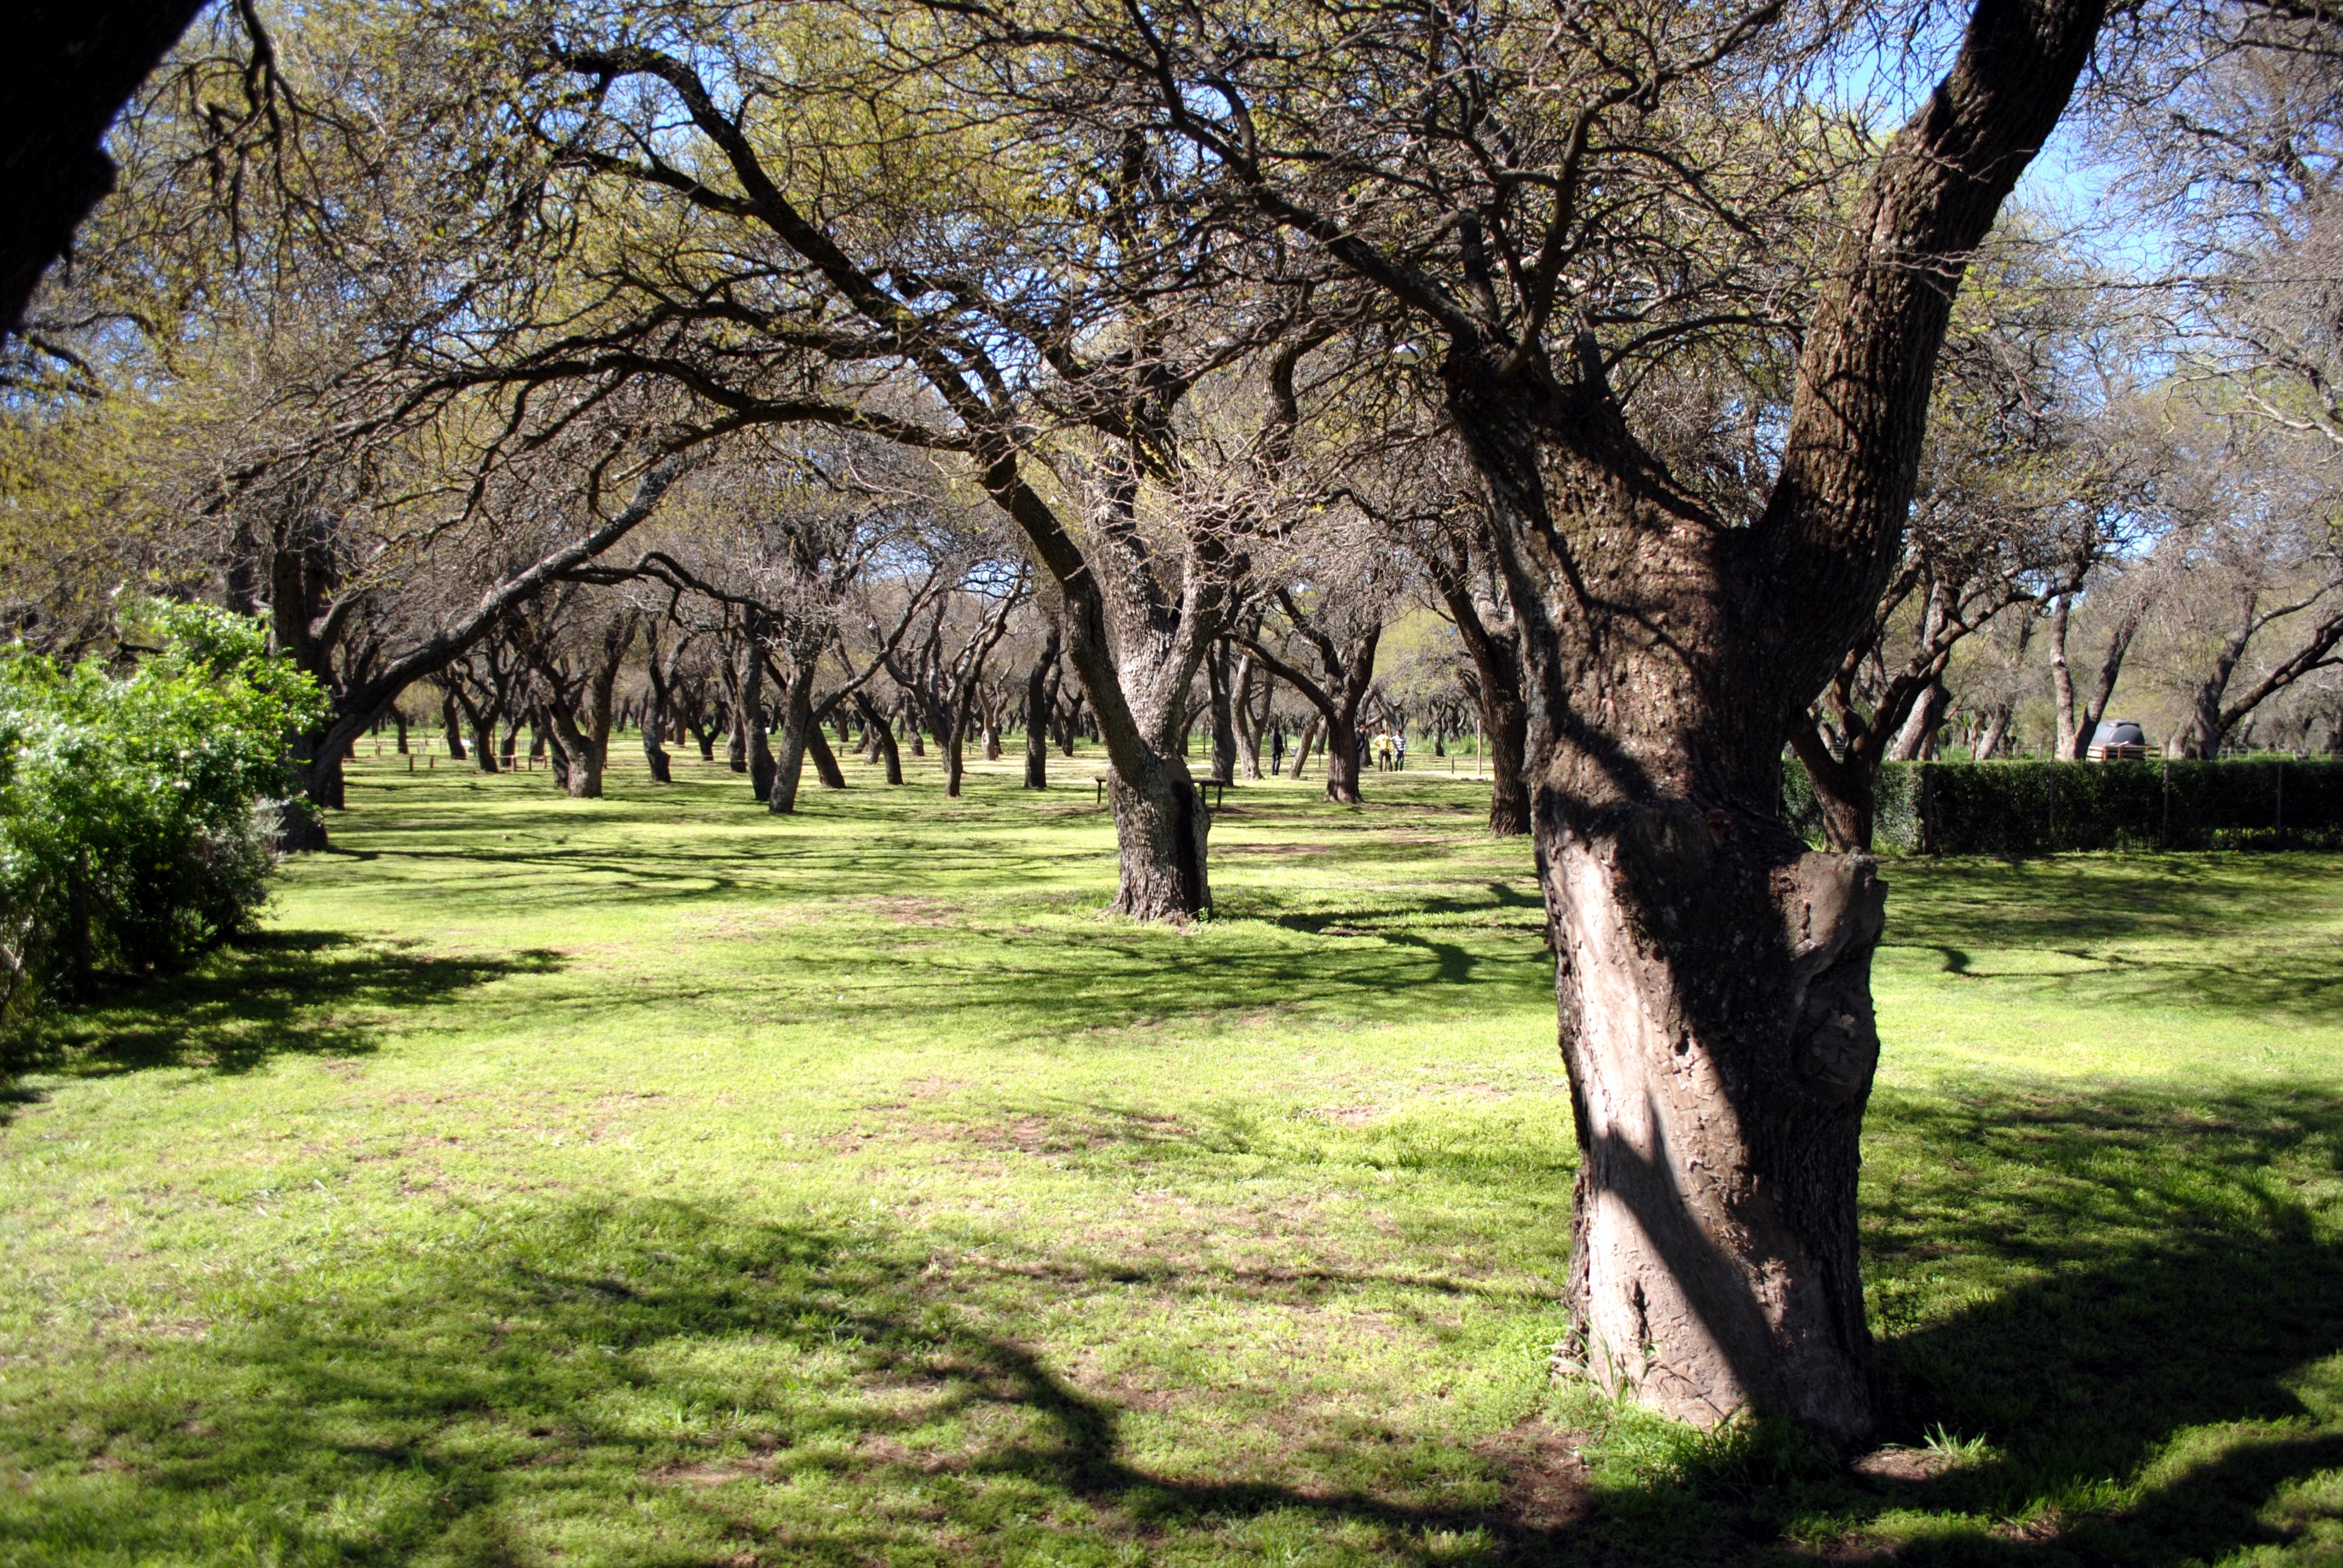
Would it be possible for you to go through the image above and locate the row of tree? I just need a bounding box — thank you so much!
[7,0,2343,1448]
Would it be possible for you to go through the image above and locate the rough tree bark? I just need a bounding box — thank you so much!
[1162,0,2103,1442]
[1233,650,1269,780]
[1476,0,2102,1443]
[641,623,683,783]
[855,691,905,783]
[807,725,847,788]
[733,618,776,800]
[1887,681,1949,761]
[1207,640,1240,786]
[766,646,820,814]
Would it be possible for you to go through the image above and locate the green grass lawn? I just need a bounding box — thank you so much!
[2,743,2339,1567]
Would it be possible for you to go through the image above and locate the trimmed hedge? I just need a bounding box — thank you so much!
[1783,756,2343,855]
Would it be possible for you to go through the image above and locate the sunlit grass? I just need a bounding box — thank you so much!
[2,741,2338,1565]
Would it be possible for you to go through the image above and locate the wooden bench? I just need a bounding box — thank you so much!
[1095,779,1228,809]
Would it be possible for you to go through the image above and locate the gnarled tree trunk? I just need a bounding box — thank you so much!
[1547,802,1884,1436]
[1106,770,1210,918]
[1429,0,2103,1445]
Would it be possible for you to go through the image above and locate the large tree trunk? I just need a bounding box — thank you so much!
[1323,713,1364,805]
[295,732,349,811]
[641,638,675,784]
[1545,806,1885,1439]
[1790,722,1877,857]
[1106,771,1211,920]
[545,702,601,797]
[1429,0,2104,1446]
[944,716,968,797]
[441,693,467,760]
[643,718,673,782]
[856,692,905,783]
[2049,592,2080,759]
[808,724,847,788]
[1235,656,1268,780]
[2066,601,2146,758]
[1485,693,1530,835]
[450,685,499,774]
[1886,681,1948,762]
[735,636,775,799]
[1421,531,1533,835]
[1973,703,2013,760]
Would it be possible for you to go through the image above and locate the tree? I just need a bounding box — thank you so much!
[511,589,638,799]
[1023,616,1063,790]
[989,0,2110,1440]
[2136,419,2343,756]
[1411,504,1533,835]
[323,2,1348,916]
[1237,572,1391,806]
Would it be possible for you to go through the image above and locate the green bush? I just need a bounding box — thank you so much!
[1781,754,2343,855]
[0,602,327,1035]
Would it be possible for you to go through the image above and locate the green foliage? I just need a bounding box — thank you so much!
[0,601,327,1034]
[1784,755,2343,854]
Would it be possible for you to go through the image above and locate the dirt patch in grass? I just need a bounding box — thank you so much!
[1473,1419,1593,1531]
[877,1106,1201,1158]
[652,1457,774,1487]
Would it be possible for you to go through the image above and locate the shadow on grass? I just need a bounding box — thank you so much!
[6,1086,2339,1564]
[1844,1077,2343,1563]
[13,930,563,1082]
[0,1199,1600,1567]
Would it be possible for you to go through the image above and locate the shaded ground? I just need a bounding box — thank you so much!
[1,746,2338,1565]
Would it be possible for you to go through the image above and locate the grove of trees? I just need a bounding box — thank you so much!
[7,0,2343,1451]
